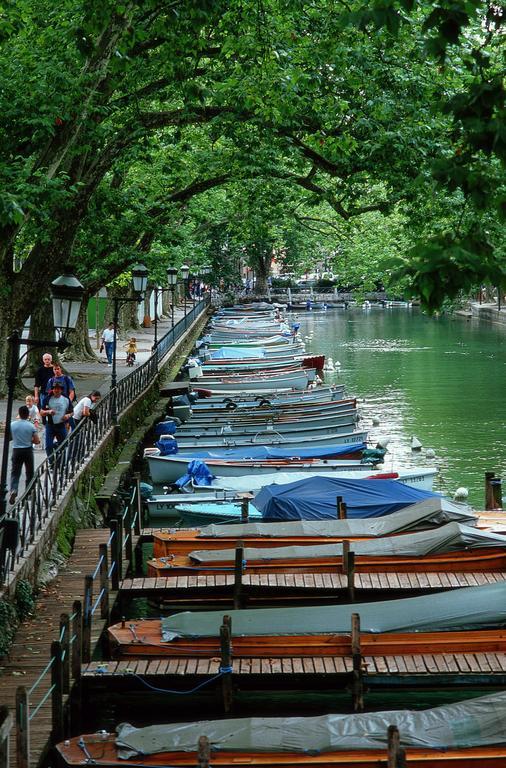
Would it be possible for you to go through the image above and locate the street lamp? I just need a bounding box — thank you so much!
[111,263,148,426]
[0,272,84,570]
[152,266,178,350]
[180,263,190,315]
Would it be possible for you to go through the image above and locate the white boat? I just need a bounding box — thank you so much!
[173,413,357,438]
[173,428,368,451]
[193,370,312,392]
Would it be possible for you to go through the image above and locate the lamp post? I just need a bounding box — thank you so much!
[0,272,84,569]
[111,263,148,426]
[153,266,178,350]
[180,263,189,316]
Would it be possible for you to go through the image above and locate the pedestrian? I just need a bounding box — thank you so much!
[9,405,40,504]
[101,322,116,366]
[40,382,71,457]
[46,364,76,403]
[73,390,101,425]
[33,353,55,413]
[124,337,137,366]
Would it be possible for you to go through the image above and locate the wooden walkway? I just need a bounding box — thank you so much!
[0,529,133,768]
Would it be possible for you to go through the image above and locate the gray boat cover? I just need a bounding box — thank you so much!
[160,580,506,640]
[188,522,506,563]
[115,691,506,757]
[196,498,477,538]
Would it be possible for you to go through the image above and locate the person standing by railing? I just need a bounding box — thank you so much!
[33,353,55,413]
[8,405,40,504]
[40,383,72,458]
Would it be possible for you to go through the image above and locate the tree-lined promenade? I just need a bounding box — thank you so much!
[0,0,504,391]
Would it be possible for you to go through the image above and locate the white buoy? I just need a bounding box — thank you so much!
[426,448,436,459]
[376,436,391,450]
[411,436,423,451]
[372,416,380,426]
[454,487,469,501]
[323,356,335,372]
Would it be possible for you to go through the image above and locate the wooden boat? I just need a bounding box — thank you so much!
[55,691,506,767]
[172,428,368,450]
[190,370,314,391]
[173,415,358,441]
[189,385,346,408]
[175,409,358,433]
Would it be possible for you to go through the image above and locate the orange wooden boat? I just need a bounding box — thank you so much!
[108,619,506,659]
[54,734,506,767]
[147,546,506,576]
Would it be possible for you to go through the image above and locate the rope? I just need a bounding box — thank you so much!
[90,588,105,616]
[29,683,56,720]
[92,553,104,580]
[93,667,232,695]
[28,657,55,695]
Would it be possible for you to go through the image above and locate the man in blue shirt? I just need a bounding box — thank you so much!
[9,405,40,504]
[40,382,71,457]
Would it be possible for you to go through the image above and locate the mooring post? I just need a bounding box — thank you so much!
[133,472,142,535]
[485,472,496,510]
[0,705,12,768]
[124,500,133,566]
[99,543,109,619]
[50,640,64,744]
[15,687,29,768]
[351,612,364,712]
[347,551,356,603]
[387,724,406,767]
[338,498,347,519]
[492,477,503,510]
[82,575,93,664]
[110,518,120,591]
[240,496,249,523]
[342,540,349,575]
[70,600,83,734]
[233,542,244,609]
[336,495,343,518]
[220,615,233,713]
[59,613,70,695]
[197,735,210,768]
[134,542,144,577]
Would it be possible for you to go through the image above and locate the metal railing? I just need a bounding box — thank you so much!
[1,296,210,582]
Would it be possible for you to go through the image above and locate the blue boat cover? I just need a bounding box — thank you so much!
[155,437,178,455]
[254,477,438,520]
[154,420,177,435]
[176,442,367,461]
[210,347,266,360]
[175,459,215,488]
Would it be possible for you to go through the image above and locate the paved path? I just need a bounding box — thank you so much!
[0,305,197,497]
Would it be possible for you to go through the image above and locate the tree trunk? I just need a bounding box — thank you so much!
[61,298,98,362]
[26,296,58,376]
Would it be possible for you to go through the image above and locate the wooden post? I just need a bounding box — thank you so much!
[347,551,356,603]
[240,497,249,523]
[485,472,496,510]
[99,544,109,619]
[492,477,503,510]
[110,518,120,591]
[0,706,12,768]
[342,540,349,575]
[15,687,29,768]
[71,601,82,682]
[387,725,406,767]
[233,543,244,610]
[337,497,347,519]
[336,495,343,519]
[133,472,142,535]
[82,575,93,664]
[220,615,233,713]
[59,613,70,695]
[351,613,364,712]
[124,501,133,566]
[134,543,144,577]
[197,735,210,768]
[51,641,64,744]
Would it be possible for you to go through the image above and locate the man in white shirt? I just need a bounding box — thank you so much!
[9,405,40,504]
[40,382,71,457]
[101,323,116,366]
[73,390,101,424]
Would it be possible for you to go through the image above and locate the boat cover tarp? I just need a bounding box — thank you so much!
[174,460,214,489]
[175,443,367,461]
[160,581,506,640]
[189,522,505,563]
[196,499,477,537]
[115,691,506,756]
[210,347,267,360]
[255,477,437,520]
[201,469,433,493]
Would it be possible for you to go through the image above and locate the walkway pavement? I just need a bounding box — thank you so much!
[0,304,198,495]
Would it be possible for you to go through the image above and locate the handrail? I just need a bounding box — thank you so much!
[1,296,210,583]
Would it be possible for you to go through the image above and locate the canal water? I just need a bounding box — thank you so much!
[298,307,506,509]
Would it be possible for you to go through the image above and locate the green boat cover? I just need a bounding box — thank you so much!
[115,691,506,757]
[160,581,506,640]
[196,498,476,539]
[189,522,506,563]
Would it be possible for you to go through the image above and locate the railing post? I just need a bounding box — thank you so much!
[220,615,233,714]
[110,518,120,591]
[71,600,82,682]
[351,612,364,712]
[347,551,356,603]
[82,575,93,664]
[99,544,109,619]
[387,725,406,767]
[124,501,133,566]
[133,473,142,535]
[59,613,70,695]
[233,542,244,610]
[0,706,12,768]
[50,641,64,744]
[197,735,210,768]
[15,687,29,768]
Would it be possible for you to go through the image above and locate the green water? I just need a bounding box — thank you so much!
[299,308,506,508]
